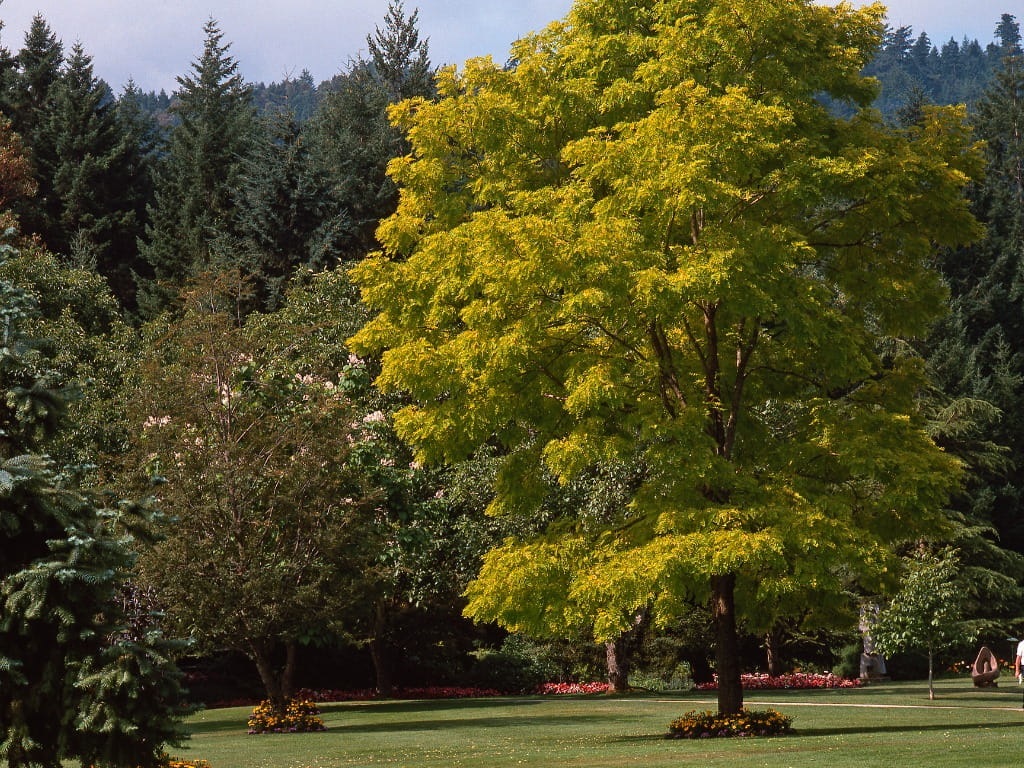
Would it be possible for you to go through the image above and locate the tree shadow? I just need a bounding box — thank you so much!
[186,697,545,736]
[324,713,604,734]
[796,720,1024,737]
[321,697,544,715]
[604,719,1024,745]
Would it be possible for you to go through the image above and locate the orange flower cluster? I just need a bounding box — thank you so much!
[667,707,794,739]
[247,698,326,734]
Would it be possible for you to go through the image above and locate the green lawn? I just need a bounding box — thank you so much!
[176,678,1024,768]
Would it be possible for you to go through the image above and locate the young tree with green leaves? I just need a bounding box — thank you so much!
[351,0,981,715]
[870,548,976,700]
[131,272,372,715]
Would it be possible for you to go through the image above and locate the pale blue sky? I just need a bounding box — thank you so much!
[0,0,1010,94]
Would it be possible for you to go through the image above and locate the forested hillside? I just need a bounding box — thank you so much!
[1,1,1024,755]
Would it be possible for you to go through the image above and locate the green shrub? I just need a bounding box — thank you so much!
[466,635,560,693]
[629,662,693,692]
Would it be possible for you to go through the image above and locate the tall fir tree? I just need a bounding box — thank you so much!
[34,45,150,290]
[6,15,63,237]
[930,14,1024,563]
[6,14,62,140]
[136,18,256,317]
[307,1,434,265]
[234,112,333,308]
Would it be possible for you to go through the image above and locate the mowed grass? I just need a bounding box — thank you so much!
[176,678,1024,768]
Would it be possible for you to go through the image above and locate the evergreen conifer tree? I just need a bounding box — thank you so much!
[234,112,332,307]
[7,14,62,141]
[307,1,434,265]
[136,18,256,317]
[929,14,1024,560]
[6,15,63,238]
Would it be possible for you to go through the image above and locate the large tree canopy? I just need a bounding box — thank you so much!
[350,0,981,714]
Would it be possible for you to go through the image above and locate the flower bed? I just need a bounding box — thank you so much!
[667,708,794,739]
[247,698,327,734]
[212,682,617,710]
[695,672,860,690]
[535,681,611,695]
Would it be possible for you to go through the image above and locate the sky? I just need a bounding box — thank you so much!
[0,0,1012,94]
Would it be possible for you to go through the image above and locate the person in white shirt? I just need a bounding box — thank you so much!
[1016,638,1024,684]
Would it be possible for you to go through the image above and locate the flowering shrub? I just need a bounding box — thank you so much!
[667,708,794,739]
[402,686,504,698]
[535,682,611,695]
[695,672,860,690]
[247,698,327,734]
[89,755,211,768]
[292,688,377,703]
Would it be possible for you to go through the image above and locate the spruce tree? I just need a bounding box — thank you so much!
[6,15,63,238]
[234,112,332,308]
[929,15,1024,561]
[307,1,434,265]
[136,18,256,317]
[7,14,62,141]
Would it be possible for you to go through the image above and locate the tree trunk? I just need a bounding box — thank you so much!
[928,646,935,700]
[604,607,649,693]
[370,601,396,697]
[282,640,297,701]
[765,629,780,677]
[606,640,630,693]
[711,573,743,715]
[251,642,287,714]
[369,638,395,697]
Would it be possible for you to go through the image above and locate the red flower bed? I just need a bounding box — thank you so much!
[695,673,860,690]
[535,681,611,695]
[209,682,620,708]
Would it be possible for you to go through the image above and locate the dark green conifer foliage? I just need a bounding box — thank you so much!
[6,15,62,140]
[252,69,318,121]
[136,18,256,317]
[0,229,187,768]
[6,15,63,238]
[34,45,150,295]
[307,0,434,265]
[929,16,1024,569]
[235,112,332,308]
[104,80,159,310]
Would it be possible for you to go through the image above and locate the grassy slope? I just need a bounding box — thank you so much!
[178,679,1024,768]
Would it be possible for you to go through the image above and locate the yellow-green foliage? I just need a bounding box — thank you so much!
[352,0,981,644]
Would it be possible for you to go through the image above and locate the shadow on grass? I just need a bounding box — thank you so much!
[322,697,544,715]
[186,698,550,737]
[324,713,607,734]
[604,719,1024,746]
[796,720,1024,737]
